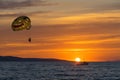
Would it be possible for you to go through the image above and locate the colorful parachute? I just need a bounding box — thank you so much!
[11,16,31,31]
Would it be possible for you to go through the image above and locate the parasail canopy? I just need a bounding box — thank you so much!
[11,16,31,31]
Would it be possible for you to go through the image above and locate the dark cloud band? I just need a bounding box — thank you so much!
[0,0,50,9]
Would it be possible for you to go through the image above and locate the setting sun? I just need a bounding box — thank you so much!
[75,57,81,62]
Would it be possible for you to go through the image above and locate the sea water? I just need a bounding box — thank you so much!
[0,62,120,80]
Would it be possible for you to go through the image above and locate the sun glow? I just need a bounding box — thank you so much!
[75,57,81,62]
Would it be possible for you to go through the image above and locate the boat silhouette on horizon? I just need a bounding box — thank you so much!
[75,62,89,65]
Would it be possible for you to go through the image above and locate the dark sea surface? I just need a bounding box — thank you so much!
[0,62,120,80]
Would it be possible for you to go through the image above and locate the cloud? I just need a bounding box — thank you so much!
[0,11,50,17]
[0,0,50,9]
[90,0,120,12]
[0,0,54,17]
[98,0,120,11]
[64,0,120,14]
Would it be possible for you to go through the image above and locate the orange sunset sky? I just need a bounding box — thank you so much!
[0,0,120,61]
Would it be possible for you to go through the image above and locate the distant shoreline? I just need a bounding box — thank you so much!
[0,56,120,62]
[0,56,68,62]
